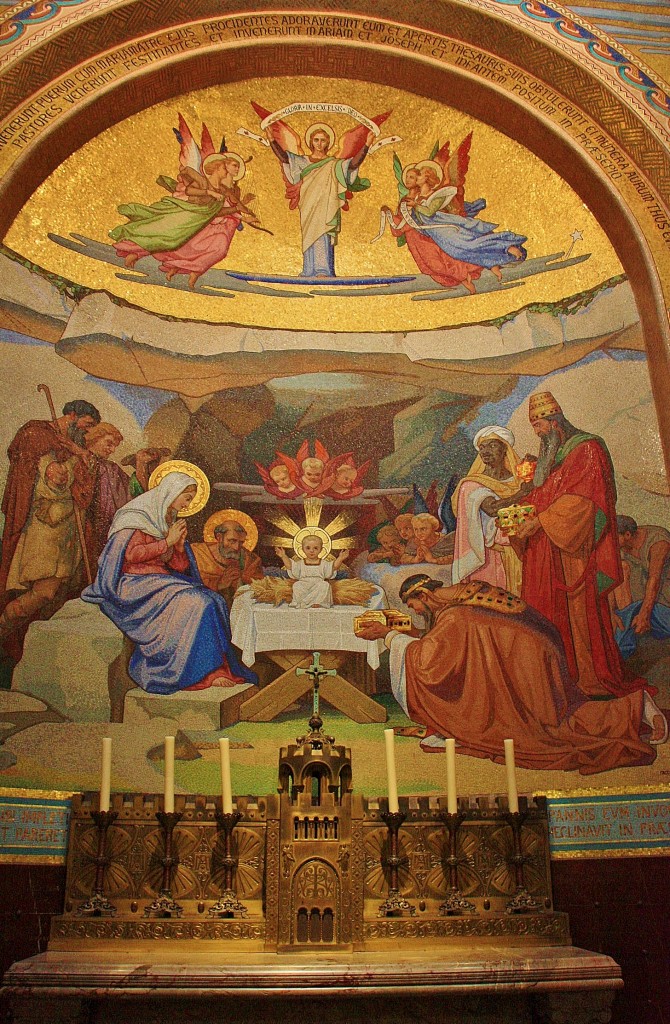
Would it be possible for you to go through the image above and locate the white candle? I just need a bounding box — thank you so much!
[219,737,233,814]
[384,728,399,813]
[504,738,519,813]
[99,737,112,813]
[164,736,175,813]
[445,738,457,814]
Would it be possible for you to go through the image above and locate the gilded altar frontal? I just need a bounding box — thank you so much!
[0,0,669,841]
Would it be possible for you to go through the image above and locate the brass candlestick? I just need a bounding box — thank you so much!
[144,810,184,917]
[503,810,543,914]
[79,809,118,917]
[438,811,475,915]
[209,809,248,917]
[377,809,416,917]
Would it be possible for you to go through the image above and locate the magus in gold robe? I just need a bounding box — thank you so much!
[384,579,660,774]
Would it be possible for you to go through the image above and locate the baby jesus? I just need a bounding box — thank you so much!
[274,535,349,608]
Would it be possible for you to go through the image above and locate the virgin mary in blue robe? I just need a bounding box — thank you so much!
[82,471,257,694]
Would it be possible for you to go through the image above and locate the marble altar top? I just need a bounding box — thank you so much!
[3,946,622,998]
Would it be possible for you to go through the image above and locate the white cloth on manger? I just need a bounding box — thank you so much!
[230,585,387,669]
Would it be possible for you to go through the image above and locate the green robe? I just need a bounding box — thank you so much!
[109,196,224,253]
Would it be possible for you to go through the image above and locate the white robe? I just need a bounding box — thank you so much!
[289,558,335,608]
[286,154,356,252]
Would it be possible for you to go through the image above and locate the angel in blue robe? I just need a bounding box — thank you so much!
[379,133,527,289]
[81,471,257,695]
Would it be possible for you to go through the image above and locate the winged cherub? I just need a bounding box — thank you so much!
[253,459,305,500]
[252,101,391,277]
[380,132,527,293]
[322,454,371,500]
[109,114,266,289]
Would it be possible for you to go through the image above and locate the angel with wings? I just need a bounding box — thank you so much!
[256,441,369,500]
[322,455,371,500]
[380,133,527,293]
[251,102,390,277]
[109,114,265,289]
[253,459,305,500]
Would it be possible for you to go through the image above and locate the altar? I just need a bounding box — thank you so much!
[2,705,623,1024]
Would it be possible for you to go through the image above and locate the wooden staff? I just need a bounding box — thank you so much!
[37,384,93,585]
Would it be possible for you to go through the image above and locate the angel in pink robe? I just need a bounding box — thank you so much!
[110,115,261,289]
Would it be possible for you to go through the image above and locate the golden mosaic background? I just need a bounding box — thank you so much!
[6,76,622,333]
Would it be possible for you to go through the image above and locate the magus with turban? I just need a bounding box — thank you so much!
[451,425,523,595]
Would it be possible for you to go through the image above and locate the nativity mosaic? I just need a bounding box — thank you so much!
[0,76,668,803]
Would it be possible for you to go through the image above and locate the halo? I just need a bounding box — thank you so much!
[415,159,444,183]
[202,152,246,181]
[293,526,332,559]
[148,460,210,518]
[305,122,335,150]
[402,163,417,186]
[203,509,258,550]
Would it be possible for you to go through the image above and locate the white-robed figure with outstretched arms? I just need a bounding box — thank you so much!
[252,102,390,277]
[82,470,257,694]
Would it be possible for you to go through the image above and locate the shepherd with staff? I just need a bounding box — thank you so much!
[0,389,100,650]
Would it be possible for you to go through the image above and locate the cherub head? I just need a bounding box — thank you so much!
[300,457,324,489]
[412,513,442,545]
[394,513,415,541]
[377,524,404,554]
[332,464,358,494]
[269,463,294,492]
[302,535,325,561]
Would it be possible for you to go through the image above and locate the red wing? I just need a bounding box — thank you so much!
[338,111,391,160]
[250,101,272,121]
[314,440,330,463]
[172,114,202,199]
[446,131,473,217]
[434,140,450,170]
[176,114,201,171]
[275,451,301,484]
[379,496,402,522]
[354,460,371,487]
[200,123,215,161]
[295,440,311,464]
[251,101,302,155]
[425,480,439,518]
[253,461,273,487]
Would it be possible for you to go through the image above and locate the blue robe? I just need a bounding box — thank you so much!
[411,205,527,270]
[81,529,257,694]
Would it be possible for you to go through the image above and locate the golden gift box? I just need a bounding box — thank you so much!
[495,504,536,536]
[353,609,413,635]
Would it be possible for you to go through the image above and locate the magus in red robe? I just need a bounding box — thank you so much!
[521,429,643,698]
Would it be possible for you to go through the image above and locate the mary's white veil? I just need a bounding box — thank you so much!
[107,471,196,539]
